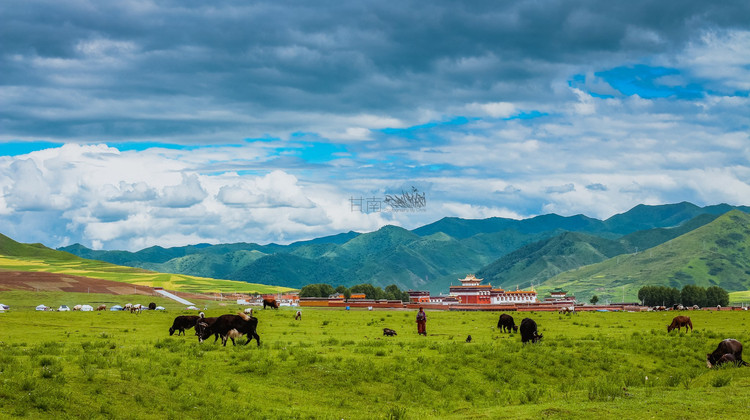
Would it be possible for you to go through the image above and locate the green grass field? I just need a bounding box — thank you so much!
[1,290,749,419]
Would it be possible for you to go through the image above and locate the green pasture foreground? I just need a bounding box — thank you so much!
[0,300,749,419]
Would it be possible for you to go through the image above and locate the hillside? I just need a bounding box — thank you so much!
[55,202,750,294]
[0,233,79,260]
[476,232,632,289]
[542,210,750,303]
[0,235,291,294]
[475,213,719,291]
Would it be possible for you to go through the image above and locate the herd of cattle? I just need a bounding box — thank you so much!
[496,313,745,368]
[168,299,746,369]
[168,299,280,346]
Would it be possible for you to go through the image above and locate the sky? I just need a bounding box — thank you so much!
[1,0,750,251]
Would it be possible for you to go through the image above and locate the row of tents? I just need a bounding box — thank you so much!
[35,304,166,311]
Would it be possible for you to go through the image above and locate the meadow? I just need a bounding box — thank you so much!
[1,291,749,419]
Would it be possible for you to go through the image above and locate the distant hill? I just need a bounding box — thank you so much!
[55,202,750,294]
[601,201,739,234]
[541,210,750,303]
[475,213,720,291]
[0,233,79,260]
[413,213,607,239]
[477,232,632,290]
[0,234,290,294]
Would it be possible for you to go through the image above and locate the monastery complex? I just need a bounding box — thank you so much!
[407,274,537,305]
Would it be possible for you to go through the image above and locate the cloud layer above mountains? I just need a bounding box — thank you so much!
[1,1,749,250]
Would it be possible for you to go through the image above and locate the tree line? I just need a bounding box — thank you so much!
[637,285,729,307]
[299,283,410,302]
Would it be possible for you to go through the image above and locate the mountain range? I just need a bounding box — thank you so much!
[53,202,750,302]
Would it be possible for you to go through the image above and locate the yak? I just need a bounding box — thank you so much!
[169,315,202,336]
[707,339,748,368]
[196,312,260,346]
[383,328,397,336]
[263,298,279,309]
[497,314,518,333]
[667,316,693,333]
[520,318,542,344]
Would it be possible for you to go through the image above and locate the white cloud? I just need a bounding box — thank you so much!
[158,174,207,208]
[467,102,516,118]
[2,6,750,250]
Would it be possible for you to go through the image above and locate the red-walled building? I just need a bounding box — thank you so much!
[449,274,492,304]
[449,274,537,304]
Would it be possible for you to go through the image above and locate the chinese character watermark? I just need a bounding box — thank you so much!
[350,187,427,213]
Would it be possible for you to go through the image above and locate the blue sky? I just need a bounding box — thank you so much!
[1,0,749,250]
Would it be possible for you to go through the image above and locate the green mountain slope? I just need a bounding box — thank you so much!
[0,234,290,294]
[476,232,632,290]
[227,253,346,289]
[413,213,606,238]
[0,233,79,260]
[542,210,750,303]
[55,202,750,294]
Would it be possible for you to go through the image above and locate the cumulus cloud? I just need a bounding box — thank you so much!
[4,159,55,211]
[1,1,750,249]
[158,174,208,208]
[544,184,574,194]
[586,183,608,191]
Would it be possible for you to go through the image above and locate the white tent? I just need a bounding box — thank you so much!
[155,306,165,310]
[80,305,94,311]
[0,304,8,310]
[186,305,199,310]
[58,305,70,311]
[110,305,124,311]
[35,304,48,311]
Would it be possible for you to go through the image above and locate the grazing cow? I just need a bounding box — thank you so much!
[519,318,542,344]
[244,308,254,316]
[131,303,142,314]
[148,302,156,310]
[558,305,576,314]
[263,298,279,309]
[124,303,133,311]
[383,328,397,336]
[707,339,747,368]
[466,335,472,343]
[96,304,107,311]
[169,315,202,336]
[294,311,302,320]
[73,305,83,311]
[497,314,518,333]
[196,312,260,346]
[667,316,693,333]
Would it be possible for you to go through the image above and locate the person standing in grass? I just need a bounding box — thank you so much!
[416,307,427,336]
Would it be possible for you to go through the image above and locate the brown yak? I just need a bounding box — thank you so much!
[707,339,748,368]
[667,315,693,333]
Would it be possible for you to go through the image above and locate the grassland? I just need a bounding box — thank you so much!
[1,290,749,419]
[729,290,750,305]
[0,255,293,294]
